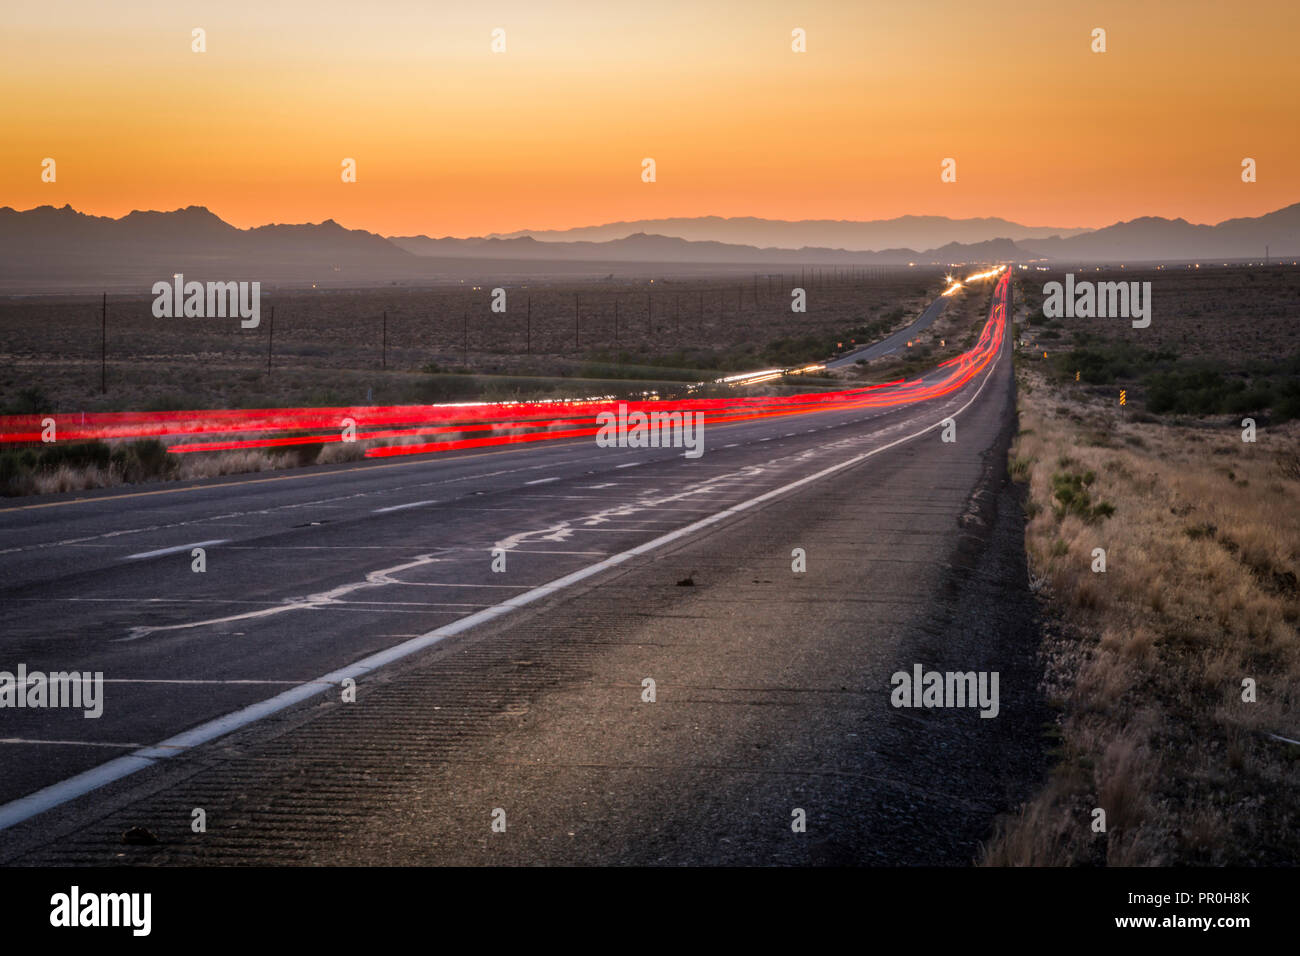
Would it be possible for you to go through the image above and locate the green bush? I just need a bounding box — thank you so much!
[1146,368,1246,415]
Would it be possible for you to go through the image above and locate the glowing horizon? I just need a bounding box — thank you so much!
[4,0,1297,236]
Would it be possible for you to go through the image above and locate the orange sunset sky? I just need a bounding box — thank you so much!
[3,0,1298,237]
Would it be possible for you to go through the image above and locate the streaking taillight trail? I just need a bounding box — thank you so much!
[0,270,1008,459]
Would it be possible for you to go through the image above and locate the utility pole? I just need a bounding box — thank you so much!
[614,296,619,346]
[100,293,106,393]
[266,306,275,373]
[463,311,468,368]
[381,310,387,370]
[526,296,531,354]
[575,293,580,348]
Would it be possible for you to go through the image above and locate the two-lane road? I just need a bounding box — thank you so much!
[824,294,950,368]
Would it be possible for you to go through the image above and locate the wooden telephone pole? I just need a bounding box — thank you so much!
[100,293,107,393]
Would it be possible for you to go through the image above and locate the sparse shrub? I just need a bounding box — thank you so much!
[110,439,177,483]
[1051,470,1112,523]
[288,442,325,466]
[3,386,51,415]
[0,438,178,494]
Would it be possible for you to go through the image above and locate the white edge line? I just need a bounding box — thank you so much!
[0,310,1005,833]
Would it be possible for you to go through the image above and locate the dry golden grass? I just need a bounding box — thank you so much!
[16,443,368,495]
[175,449,298,479]
[312,441,368,464]
[983,364,1300,866]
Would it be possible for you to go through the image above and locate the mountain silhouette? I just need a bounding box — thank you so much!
[487,214,1093,250]
[1021,203,1300,260]
[0,202,1295,293]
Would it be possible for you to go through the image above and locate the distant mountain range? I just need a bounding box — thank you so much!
[1,202,1296,293]
[478,206,1300,262]
[0,204,415,292]
[0,203,400,256]
[1023,204,1300,261]
[385,231,1024,265]
[487,215,1093,251]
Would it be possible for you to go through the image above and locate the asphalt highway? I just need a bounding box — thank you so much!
[0,274,1044,864]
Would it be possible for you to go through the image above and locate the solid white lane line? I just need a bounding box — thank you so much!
[0,335,1004,832]
[123,540,228,561]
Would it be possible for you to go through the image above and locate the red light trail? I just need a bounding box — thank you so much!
[0,272,1008,460]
